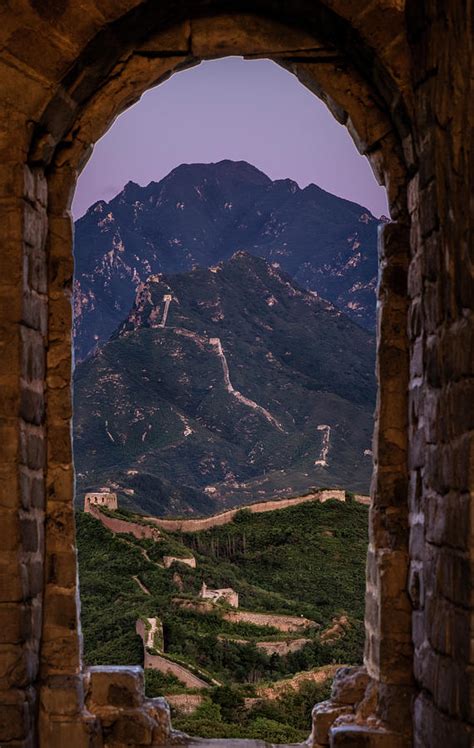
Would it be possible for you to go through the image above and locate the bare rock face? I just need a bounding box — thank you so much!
[331,666,370,706]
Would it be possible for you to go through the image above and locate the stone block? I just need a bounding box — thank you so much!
[146,697,172,744]
[21,326,45,383]
[45,465,74,505]
[19,425,45,471]
[43,589,78,631]
[330,724,408,747]
[191,14,322,58]
[46,550,77,589]
[40,715,101,748]
[331,667,370,706]
[0,510,22,557]
[40,628,81,675]
[85,666,144,711]
[39,675,83,717]
[110,709,154,745]
[0,702,28,741]
[0,603,30,644]
[312,700,353,745]
[0,553,25,602]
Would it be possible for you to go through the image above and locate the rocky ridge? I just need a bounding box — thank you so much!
[73,160,381,362]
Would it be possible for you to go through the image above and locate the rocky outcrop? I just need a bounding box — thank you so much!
[320,615,350,643]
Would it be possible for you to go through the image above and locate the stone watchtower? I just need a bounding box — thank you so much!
[84,490,118,513]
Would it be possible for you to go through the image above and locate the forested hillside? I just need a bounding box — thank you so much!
[76,499,367,741]
[74,253,375,514]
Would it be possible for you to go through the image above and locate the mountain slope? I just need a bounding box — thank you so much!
[73,160,380,361]
[73,253,375,514]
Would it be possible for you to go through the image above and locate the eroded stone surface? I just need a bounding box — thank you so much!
[311,700,353,745]
[331,667,370,706]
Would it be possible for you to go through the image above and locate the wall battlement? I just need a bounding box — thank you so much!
[200,582,239,608]
[84,490,118,512]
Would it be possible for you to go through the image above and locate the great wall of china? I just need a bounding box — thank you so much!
[135,617,217,690]
[85,501,162,541]
[84,488,369,538]
[83,488,365,706]
[143,489,370,533]
[172,598,317,633]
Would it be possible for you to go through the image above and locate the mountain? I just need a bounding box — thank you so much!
[73,160,380,362]
[73,252,375,515]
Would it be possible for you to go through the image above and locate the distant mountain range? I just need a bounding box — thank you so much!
[73,252,375,515]
[73,160,381,363]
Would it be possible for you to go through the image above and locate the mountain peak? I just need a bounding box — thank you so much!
[73,160,379,362]
[163,159,272,187]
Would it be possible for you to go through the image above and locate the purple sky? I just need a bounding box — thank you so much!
[73,57,388,220]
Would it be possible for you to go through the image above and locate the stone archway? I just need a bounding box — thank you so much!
[0,3,471,747]
[39,13,413,745]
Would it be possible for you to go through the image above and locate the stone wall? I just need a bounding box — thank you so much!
[165,694,204,715]
[85,503,162,541]
[405,2,473,745]
[84,491,118,512]
[223,610,317,633]
[0,2,471,746]
[200,582,239,608]
[148,489,349,533]
[143,653,211,690]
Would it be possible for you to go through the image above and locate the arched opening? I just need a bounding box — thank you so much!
[2,4,473,748]
[15,6,416,746]
[71,55,389,743]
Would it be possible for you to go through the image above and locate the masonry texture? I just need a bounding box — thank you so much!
[0,2,471,747]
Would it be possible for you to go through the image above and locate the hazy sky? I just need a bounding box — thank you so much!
[73,57,388,220]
